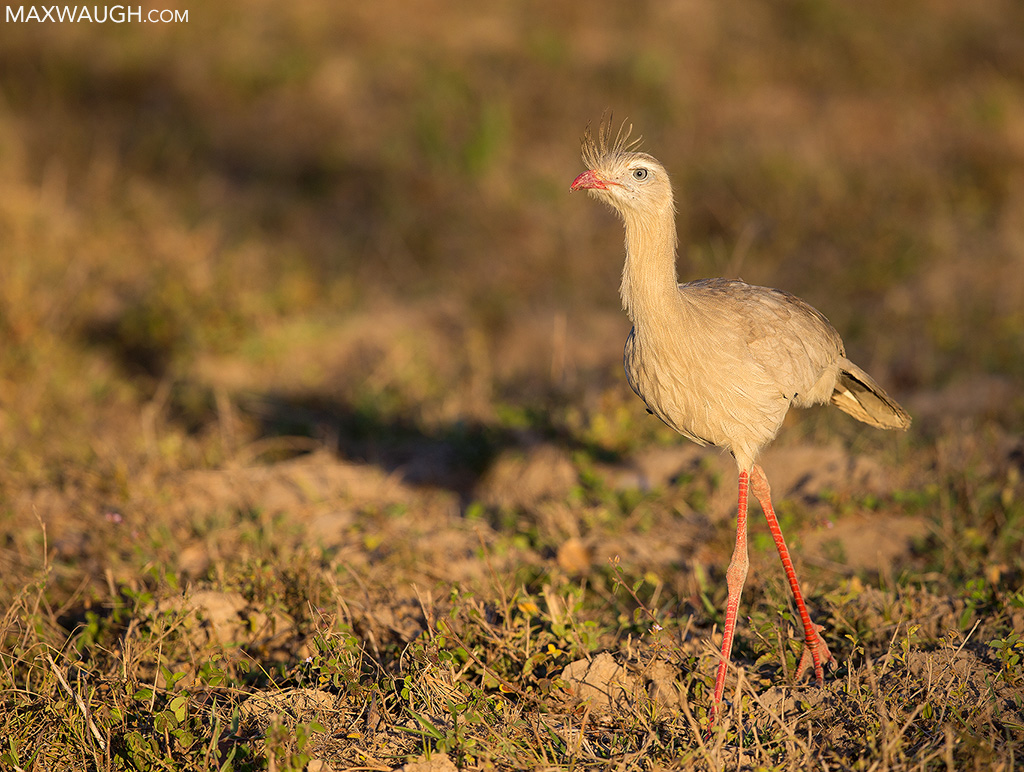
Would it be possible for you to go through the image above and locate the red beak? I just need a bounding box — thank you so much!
[570,169,611,191]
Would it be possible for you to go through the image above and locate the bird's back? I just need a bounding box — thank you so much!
[682,278,846,404]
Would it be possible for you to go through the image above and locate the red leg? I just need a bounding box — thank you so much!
[750,464,834,684]
[710,469,750,720]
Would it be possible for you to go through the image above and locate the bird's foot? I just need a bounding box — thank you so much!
[794,623,836,685]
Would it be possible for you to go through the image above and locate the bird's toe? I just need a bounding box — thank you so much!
[794,623,836,684]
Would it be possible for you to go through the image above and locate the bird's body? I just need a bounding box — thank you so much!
[625,278,845,468]
[572,120,910,720]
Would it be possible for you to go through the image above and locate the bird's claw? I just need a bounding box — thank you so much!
[794,622,836,684]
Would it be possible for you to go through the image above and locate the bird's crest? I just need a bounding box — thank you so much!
[581,115,642,170]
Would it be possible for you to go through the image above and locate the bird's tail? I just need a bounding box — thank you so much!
[830,359,911,431]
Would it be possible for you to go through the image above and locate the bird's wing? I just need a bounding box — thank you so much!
[681,278,845,400]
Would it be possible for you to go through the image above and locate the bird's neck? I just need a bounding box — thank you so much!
[619,206,680,323]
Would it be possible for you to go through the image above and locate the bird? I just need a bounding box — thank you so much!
[570,119,911,719]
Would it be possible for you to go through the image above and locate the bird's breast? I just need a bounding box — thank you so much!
[623,324,791,456]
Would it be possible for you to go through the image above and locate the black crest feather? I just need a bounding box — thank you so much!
[581,114,642,169]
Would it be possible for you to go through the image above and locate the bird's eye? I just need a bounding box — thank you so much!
[632,168,649,181]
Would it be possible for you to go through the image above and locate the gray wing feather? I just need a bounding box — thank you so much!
[681,278,844,402]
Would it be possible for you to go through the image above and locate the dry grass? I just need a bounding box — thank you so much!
[2,0,1024,769]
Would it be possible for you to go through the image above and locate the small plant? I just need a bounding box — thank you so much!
[991,632,1024,684]
[264,721,324,772]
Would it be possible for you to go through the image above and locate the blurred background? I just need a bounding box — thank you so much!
[2,0,1023,531]
[5,5,1024,764]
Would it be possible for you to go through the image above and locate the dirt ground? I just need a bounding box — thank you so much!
[8,326,1023,768]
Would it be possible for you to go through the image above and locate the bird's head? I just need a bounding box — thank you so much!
[570,119,674,219]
